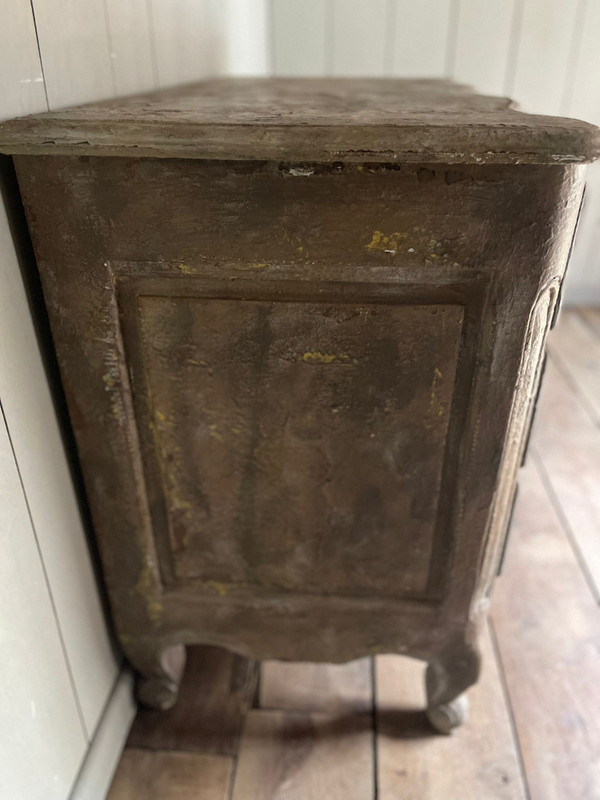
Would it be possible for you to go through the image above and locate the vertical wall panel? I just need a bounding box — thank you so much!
[332,0,389,76]
[453,0,516,95]
[0,0,47,117]
[271,0,329,75]
[510,0,580,115]
[0,411,86,800]
[149,0,227,88]
[1,0,118,768]
[564,162,600,304]
[224,0,270,75]
[391,0,452,77]
[31,0,114,108]
[566,0,600,125]
[562,0,600,304]
[0,196,119,735]
[104,0,157,96]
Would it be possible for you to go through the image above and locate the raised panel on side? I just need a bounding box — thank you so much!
[123,283,465,601]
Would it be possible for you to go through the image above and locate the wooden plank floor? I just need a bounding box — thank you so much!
[107,308,600,800]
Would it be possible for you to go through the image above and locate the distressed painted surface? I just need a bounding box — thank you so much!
[136,296,463,597]
[1,79,599,163]
[9,80,590,710]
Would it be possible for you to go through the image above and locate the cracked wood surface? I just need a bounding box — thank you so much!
[1,78,599,163]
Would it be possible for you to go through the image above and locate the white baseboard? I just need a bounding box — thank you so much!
[69,669,136,800]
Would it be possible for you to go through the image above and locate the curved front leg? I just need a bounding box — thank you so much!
[124,639,187,710]
[425,636,481,734]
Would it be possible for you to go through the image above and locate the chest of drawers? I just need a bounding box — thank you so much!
[1,79,597,733]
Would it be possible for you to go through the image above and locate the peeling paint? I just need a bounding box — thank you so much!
[302,352,351,364]
[206,580,229,596]
[132,556,163,624]
[429,367,445,417]
[209,423,224,443]
[289,167,315,177]
[366,230,407,254]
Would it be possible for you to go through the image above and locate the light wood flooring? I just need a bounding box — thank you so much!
[107,308,600,800]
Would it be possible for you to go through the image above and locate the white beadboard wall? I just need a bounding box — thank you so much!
[0,1,267,798]
[269,0,600,304]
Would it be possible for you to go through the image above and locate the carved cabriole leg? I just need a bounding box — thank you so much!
[425,635,481,735]
[125,640,187,710]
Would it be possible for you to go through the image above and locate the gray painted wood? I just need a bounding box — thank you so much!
[1,78,598,163]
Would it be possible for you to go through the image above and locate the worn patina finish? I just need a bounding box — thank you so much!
[1,79,598,733]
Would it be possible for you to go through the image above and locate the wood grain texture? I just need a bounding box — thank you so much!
[232,710,374,800]
[1,78,599,163]
[107,749,231,800]
[531,358,600,599]
[375,628,526,799]
[491,458,600,800]
[127,647,256,755]
[546,309,600,425]
[259,658,372,713]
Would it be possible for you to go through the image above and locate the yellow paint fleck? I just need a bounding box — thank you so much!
[209,423,224,443]
[206,580,229,596]
[247,262,269,269]
[132,558,163,624]
[366,230,407,254]
[155,410,167,423]
[177,263,193,274]
[147,601,163,624]
[302,352,351,364]
[429,368,445,417]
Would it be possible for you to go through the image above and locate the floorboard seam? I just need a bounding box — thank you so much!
[370,656,379,800]
[547,350,600,429]
[228,662,259,799]
[531,448,600,604]
[488,619,532,800]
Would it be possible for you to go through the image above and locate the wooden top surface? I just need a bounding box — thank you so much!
[1,78,599,164]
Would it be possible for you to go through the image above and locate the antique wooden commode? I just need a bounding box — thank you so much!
[2,79,598,733]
